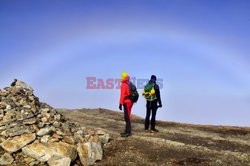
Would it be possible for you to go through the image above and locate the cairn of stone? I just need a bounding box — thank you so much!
[0,80,110,166]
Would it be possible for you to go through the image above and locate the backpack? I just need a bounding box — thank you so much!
[127,83,139,103]
[143,83,157,101]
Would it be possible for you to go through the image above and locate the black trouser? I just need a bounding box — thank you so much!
[145,100,158,130]
[123,104,131,134]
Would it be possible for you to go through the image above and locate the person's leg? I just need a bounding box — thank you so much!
[123,103,131,134]
[151,100,158,130]
[145,101,151,130]
[126,102,133,134]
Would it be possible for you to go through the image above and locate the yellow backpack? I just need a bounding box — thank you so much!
[142,83,157,101]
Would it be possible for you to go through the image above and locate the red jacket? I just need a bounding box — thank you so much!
[120,80,132,105]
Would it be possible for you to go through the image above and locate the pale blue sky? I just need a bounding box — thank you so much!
[0,0,250,126]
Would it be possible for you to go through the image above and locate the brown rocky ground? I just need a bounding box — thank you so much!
[58,108,250,166]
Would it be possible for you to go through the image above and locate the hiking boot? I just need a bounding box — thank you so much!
[145,129,150,133]
[151,128,159,132]
[127,133,132,136]
[120,133,129,137]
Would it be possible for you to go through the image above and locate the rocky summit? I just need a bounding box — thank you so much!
[0,80,110,166]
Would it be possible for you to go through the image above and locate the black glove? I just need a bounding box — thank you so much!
[119,104,123,111]
[158,104,162,108]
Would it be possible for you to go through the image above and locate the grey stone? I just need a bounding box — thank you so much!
[23,118,37,125]
[23,105,31,109]
[99,134,110,144]
[22,142,77,162]
[47,155,71,166]
[37,127,52,136]
[40,135,50,143]
[0,153,14,165]
[53,121,61,128]
[38,122,45,128]
[96,130,110,144]
[4,125,32,137]
[54,114,61,121]
[5,105,11,111]
[15,80,34,92]
[77,142,103,166]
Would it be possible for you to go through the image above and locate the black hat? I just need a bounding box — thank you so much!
[150,75,157,81]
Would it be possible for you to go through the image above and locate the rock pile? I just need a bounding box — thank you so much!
[0,80,110,166]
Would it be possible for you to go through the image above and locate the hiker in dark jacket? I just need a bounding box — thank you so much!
[143,75,162,132]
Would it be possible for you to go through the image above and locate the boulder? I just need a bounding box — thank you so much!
[47,155,71,166]
[15,80,34,92]
[99,134,111,144]
[3,125,33,137]
[63,136,76,145]
[0,133,36,153]
[22,142,77,162]
[0,153,14,165]
[37,127,52,136]
[40,135,50,143]
[77,142,103,166]
[53,121,61,128]
[96,130,110,144]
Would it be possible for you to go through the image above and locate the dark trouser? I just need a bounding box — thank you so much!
[123,103,132,134]
[145,100,158,130]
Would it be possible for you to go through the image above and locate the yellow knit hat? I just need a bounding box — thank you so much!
[121,71,130,80]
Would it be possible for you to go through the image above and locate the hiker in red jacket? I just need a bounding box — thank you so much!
[119,72,133,137]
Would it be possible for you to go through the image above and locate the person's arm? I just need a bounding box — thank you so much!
[119,83,126,109]
[155,84,162,107]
